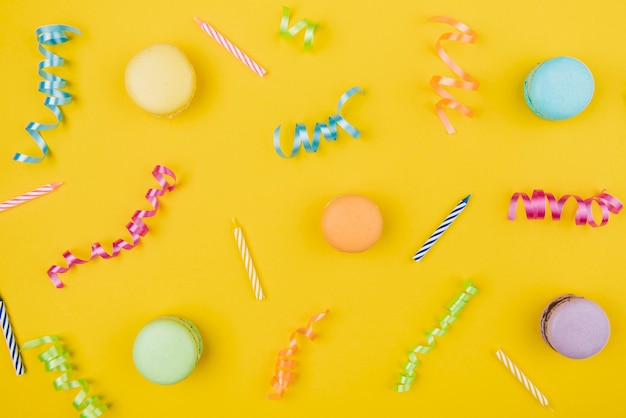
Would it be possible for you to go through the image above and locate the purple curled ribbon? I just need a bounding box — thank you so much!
[508,189,623,227]
[273,87,363,158]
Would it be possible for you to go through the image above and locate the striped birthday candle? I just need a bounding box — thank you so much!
[194,17,267,77]
[0,182,62,213]
[495,348,552,409]
[233,218,265,300]
[413,194,471,261]
[0,296,25,375]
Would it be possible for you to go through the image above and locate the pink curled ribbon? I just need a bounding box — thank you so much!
[47,165,176,288]
[508,190,623,227]
[428,16,478,134]
[267,309,329,400]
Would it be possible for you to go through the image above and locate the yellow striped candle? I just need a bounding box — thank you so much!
[495,348,552,410]
[232,218,265,300]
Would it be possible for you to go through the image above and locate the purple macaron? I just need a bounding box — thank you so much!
[540,294,610,359]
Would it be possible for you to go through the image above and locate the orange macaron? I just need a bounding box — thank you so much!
[321,194,383,253]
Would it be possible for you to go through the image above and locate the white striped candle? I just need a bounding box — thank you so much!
[0,297,25,375]
[0,182,62,213]
[232,218,265,300]
[194,17,267,77]
[495,348,552,409]
[413,194,470,261]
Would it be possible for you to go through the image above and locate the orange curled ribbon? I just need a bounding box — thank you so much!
[428,16,478,134]
[508,189,623,227]
[267,309,329,400]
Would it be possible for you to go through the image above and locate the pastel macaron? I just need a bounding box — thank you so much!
[133,316,203,384]
[321,194,383,253]
[125,43,196,117]
[540,294,610,359]
[524,56,594,120]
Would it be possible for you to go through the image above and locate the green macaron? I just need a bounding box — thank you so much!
[132,316,203,385]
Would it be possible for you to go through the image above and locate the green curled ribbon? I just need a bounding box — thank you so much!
[279,6,318,50]
[396,281,478,392]
[21,336,108,417]
[273,86,363,158]
[13,24,81,164]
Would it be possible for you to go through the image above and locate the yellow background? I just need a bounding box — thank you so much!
[0,0,625,416]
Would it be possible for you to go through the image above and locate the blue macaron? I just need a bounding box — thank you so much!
[523,56,594,120]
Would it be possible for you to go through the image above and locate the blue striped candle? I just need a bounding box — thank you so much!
[413,194,471,262]
[0,296,25,375]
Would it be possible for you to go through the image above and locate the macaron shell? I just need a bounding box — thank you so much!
[542,297,610,359]
[133,316,203,385]
[125,43,196,118]
[524,56,594,120]
[321,194,383,253]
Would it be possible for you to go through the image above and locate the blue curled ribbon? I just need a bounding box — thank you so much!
[13,24,81,164]
[273,87,363,158]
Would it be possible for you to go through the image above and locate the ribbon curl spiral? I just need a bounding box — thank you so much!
[396,281,478,392]
[14,24,81,164]
[267,309,329,400]
[428,16,478,135]
[47,165,177,288]
[279,6,318,50]
[508,189,623,227]
[21,336,108,417]
[274,87,363,158]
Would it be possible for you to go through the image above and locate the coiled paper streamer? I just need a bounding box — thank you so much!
[14,24,81,164]
[21,336,108,417]
[396,281,478,392]
[274,87,363,158]
[495,348,552,410]
[279,6,318,50]
[508,189,623,227]
[267,309,329,400]
[427,16,478,134]
[47,165,176,288]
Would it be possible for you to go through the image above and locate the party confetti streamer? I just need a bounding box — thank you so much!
[22,336,108,417]
[413,194,470,262]
[396,281,477,392]
[428,16,478,134]
[0,296,25,375]
[13,24,81,164]
[274,86,363,158]
[279,6,318,50]
[194,17,267,77]
[232,218,265,301]
[0,182,62,213]
[47,165,176,288]
[508,189,622,227]
[495,348,552,410]
[268,309,329,400]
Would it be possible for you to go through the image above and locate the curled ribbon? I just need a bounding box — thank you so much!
[279,6,318,50]
[14,24,81,164]
[396,281,478,392]
[21,336,108,417]
[508,189,623,227]
[274,87,363,158]
[427,16,478,134]
[267,309,329,400]
[47,165,177,288]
